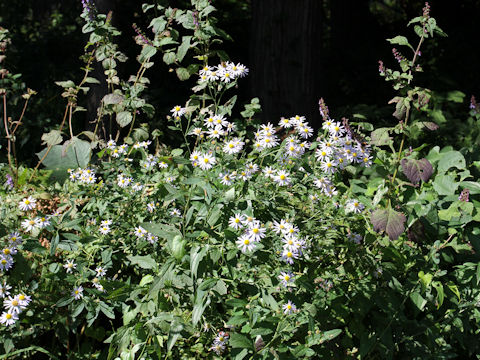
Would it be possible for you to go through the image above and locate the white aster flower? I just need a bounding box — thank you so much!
[0,311,18,326]
[71,286,84,300]
[229,213,244,230]
[19,196,36,211]
[282,300,297,314]
[63,260,77,273]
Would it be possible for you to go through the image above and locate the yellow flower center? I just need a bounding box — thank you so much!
[252,228,259,234]
[243,239,250,245]
[284,275,290,281]
[6,313,12,319]
[12,300,18,306]
[25,200,30,205]
[3,249,10,255]
[287,252,292,258]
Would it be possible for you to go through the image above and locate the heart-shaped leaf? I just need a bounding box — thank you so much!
[371,207,406,240]
[401,158,433,184]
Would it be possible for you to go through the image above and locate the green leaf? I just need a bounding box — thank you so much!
[50,233,60,256]
[41,130,63,146]
[36,138,91,171]
[127,255,157,269]
[167,320,183,351]
[386,35,414,51]
[116,111,133,128]
[447,282,461,301]
[72,302,85,318]
[418,271,433,289]
[229,333,252,349]
[163,52,176,65]
[370,128,392,147]
[190,246,208,278]
[410,291,427,311]
[438,151,466,172]
[176,67,190,81]
[176,36,192,62]
[433,174,459,196]
[102,93,123,105]
[198,278,217,291]
[55,80,75,88]
[84,77,101,84]
[140,45,157,62]
[371,207,406,240]
[432,281,444,309]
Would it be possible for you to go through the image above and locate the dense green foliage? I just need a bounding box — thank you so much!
[0,1,479,359]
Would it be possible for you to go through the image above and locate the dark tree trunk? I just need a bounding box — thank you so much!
[250,0,324,128]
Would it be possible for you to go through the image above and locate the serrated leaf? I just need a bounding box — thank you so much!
[230,333,252,349]
[163,52,176,65]
[386,35,414,51]
[370,128,392,147]
[116,111,133,128]
[415,121,439,131]
[41,130,63,146]
[102,93,124,105]
[55,80,75,88]
[371,207,406,240]
[401,158,433,184]
[176,67,190,81]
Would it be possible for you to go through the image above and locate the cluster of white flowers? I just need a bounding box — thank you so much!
[228,214,266,253]
[314,120,373,176]
[21,216,51,233]
[314,177,338,197]
[110,143,129,159]
[199,62,248,83]
[0,232,23,272]
[133,226,158,244]
[0,291,31,326]
[141,154,158,170]
[133,140,152,150]
[117,174,133,188]
[99,219,112,235]
[253,122,280,150]
[209,330,229,355]
[68,168,97,184]
[190,150,216,170]
[272,219,306,265]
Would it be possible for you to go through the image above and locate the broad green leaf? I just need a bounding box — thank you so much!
[438,151,466,172]
[127,255,157,269]
[102,93,123,105]
[116,111,133,128]
[163,52,176,65]
[176,67,190,81]
[370,128,392,147]
[410,291,427,311]
[229,333,252,349]
[433,174,458,196]
[176,36,191,62]
[41,130,63,146]
[386,35,414,51]
[55,80,75,88]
